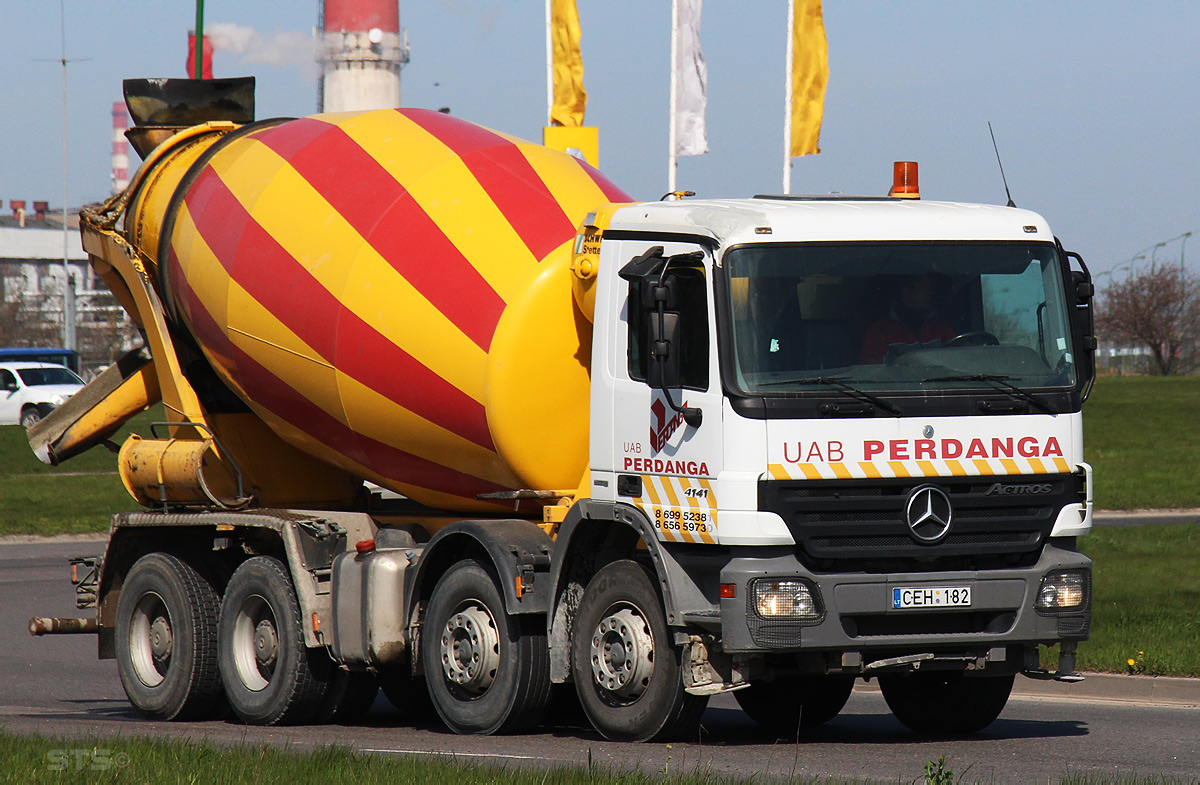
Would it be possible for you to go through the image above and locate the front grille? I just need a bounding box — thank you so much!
[760,474,1083,573]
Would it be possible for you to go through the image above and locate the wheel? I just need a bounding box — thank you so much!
[734,674,854,732]
[115,552,224,720]
[218,556,331,725]
[946,331,1000,347]
[315,669,379,724]
[571,560,708,742]
[421,559,551,734]
[20,408,41,430]
[879,671,1014,735]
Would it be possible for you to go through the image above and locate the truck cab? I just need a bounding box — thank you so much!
[579,192,1095,734]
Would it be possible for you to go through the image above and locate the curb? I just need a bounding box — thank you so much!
[1093,509,1200,527]
[1010,672,1200,706]
[855,672,1200,707]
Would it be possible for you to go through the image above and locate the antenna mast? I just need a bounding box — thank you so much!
[988,121,1016,208]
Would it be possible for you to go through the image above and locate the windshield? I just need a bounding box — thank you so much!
[724,242,1075,394]
[16,367,83,386]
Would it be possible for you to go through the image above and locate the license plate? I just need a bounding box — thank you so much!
[892,586,972,609]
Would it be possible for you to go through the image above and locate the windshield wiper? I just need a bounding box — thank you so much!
[922,374,1056,414]
[761,375,903,415]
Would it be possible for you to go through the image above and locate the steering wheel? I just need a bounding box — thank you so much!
[946,331,1000,347]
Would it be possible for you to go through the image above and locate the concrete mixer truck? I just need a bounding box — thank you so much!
[28,77,1097,742]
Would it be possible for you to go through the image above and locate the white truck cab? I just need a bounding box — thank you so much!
[577,191,1095,734]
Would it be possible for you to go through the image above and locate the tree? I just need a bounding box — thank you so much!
[1096,264,1200,375]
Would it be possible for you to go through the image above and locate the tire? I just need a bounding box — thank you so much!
[315,669,379,724]
[879,671,1014,735]
[571,560,708,742]
[735,674,854,732]
[115,552,225,720]
[20,408,41,430]
[218,556,332,725]
[421,559,551,735]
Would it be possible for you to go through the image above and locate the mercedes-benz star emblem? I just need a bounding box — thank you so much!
[905,485,953,544]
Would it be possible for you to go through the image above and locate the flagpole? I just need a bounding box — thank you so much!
[545,0,553,125]
[668,0,679,193]
[783,0,794,194]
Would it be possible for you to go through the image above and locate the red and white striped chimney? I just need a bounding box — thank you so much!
[320,0,409,113]
[112,101,130,195]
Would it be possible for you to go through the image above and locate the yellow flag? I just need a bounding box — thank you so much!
[551,0,586,127]
[790,0,828,157]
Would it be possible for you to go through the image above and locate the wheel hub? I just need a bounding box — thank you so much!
[590,607,654,701]
[254,619,278,669]
[440,604,500,695]
[149,615,173,664]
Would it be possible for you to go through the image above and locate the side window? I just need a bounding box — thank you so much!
[627,264,709,390]
[1,370,15,390]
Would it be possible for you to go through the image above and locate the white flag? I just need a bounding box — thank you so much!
[673,0,707,156]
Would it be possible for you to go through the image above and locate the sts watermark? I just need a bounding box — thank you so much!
[46,748,130,772]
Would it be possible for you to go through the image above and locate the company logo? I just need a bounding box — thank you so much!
[905,485,953,544]
[650,398,686,452]
[984,482,1053,496]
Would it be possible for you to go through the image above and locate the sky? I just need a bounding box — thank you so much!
[1,1,1198,279]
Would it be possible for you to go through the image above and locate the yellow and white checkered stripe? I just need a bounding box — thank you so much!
[635,475,718,544]
[768,456,1072,482]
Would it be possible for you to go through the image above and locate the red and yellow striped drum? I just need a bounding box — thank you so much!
[128,109,629,512]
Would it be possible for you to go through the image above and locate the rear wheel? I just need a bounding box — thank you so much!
[879,671,1014,735]
[218,556,331,725]
[735,674,854,732]
[421,559,550,734]
[115,553,224,720]
[571,560,708,742]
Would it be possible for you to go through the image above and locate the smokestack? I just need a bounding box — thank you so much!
[320,0,409,113]
[10,200,25,227]
[187,31,215,79]
[33,201,48,221]
[112,102,130,195]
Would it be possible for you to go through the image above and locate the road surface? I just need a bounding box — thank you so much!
[3,538,1197,782]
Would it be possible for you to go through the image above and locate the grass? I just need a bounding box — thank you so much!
[0,731,1189,785]
[1083,375,1200,509]
[0,406,162,536]
[0,731,821,785]
[1072,522,1200,676]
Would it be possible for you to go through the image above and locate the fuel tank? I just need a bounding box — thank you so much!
[125,108,629,512]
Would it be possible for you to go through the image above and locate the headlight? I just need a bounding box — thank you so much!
[49,394,67,406]
[1036,570,1089,612]
[751,579,823,621]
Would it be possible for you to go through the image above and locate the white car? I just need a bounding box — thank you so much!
[0,362,85,428]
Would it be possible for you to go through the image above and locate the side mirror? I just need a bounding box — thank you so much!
[647,312,681,389]
[1064,251,1097,398]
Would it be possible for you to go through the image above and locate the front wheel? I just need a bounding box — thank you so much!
[20,408,41,430]
[571,560,708,742]
[735,674,854,732]
[115,553,225,720]
[879,671,1014,735]
[218,556,331,725]
[421,559,550,734]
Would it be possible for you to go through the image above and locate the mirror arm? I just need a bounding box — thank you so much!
[654,298,702,427]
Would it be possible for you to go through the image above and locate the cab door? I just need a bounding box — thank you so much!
[606,241,724,545]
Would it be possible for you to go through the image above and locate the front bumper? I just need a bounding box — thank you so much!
[718,540,1090,657]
